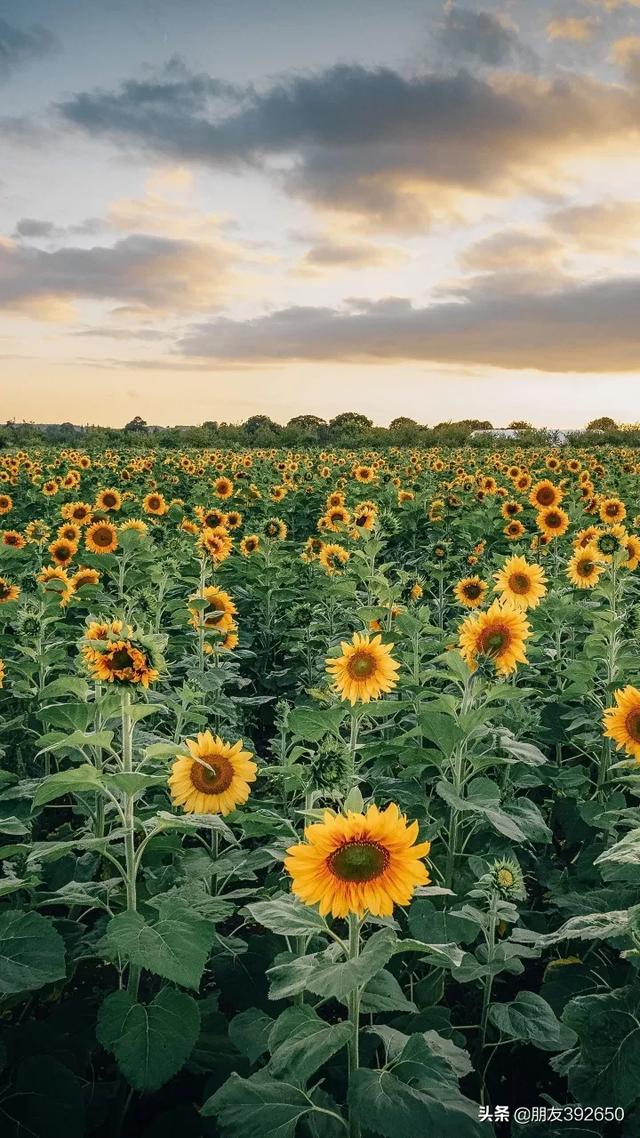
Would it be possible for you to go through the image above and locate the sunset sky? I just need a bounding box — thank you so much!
[2,0,640,428]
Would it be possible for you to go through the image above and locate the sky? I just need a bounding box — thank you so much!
[1,0,640,429]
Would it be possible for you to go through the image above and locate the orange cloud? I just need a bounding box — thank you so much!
[546,17,597,42]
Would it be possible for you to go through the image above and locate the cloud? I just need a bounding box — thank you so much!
[546,17,597,42]
[296,237,406,273]
[176,276,640,372]
[0,17,54,79]
[610,36,640,83]
[0,233,237,316]
[459,229,566,279]
[546,199,640,249]
[58,58,640,230]
[437,7,529,66]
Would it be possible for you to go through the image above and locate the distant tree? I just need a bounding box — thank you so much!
[328,412,373,435]
[243,415,282,436]
[587,416,618,431]
[508,420,533,430]
[287,414,328,431]
[124,416,147,432]
[389,416,419,431]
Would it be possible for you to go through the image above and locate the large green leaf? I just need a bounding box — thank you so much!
[288,707,346,741]
[0,910,66,994]
[229,1008,274,1063]
[32,764,104,808]
[97,986,200,1091]
[408,899,478,946]
[248,894,329,936]
[268,1007,352,1083]
[489,992,576,1050]
[349,1067,490,1137]
[202,1071,317,1137]
[563,985,640,1108]
[105,902,214,990]
[268,927,398,1001]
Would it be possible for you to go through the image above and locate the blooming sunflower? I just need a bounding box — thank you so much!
[599,497,626,525]
[285,803,431,918]
[86,639,158,687]
[0,658,4,687]
[494,555,547,610]
[319,542,350,575]
[240,534,260,556]
[72,567,101,590]
[264,517,287,541]
[95,488,122,512]
[61,501,92,525]
[454,577,487,608]
[566,545,602,589]
[189,585,237,633]
[623,534,640,571]
[0,577,20,604]
[529,480,562,510]
[48,538,78,567]
[168,732,257,814]
[86,521,119,554]
[536,506,570,540]
[458,599,531,676]
[504,520,526,540]
[603,686,640,762]
[143,492,168,516]
[326,631,400,705]
[2,530,26,549]
[0,494,12,514]
[199,525,232,563]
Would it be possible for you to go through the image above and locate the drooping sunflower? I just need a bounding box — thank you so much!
[37,565,74,605]
[453,576,488,608]
[0,577,20,604]
[494,555,547,610]
[0,658,4,687]
[536,506,570,540]
[326,631,400,704]
[529,480,562,510]
[318,542,350,575]
[120,518,149,536]
[86,520,118,554]
[199,525,233,563]
[458,599,531,676]
[240,534,260,556]
[324,505,351,532]
[95,488,122,512]
[566,544,603,589]
[168,732,257,815]
[603,686,640,762]
[285,803,431,918]
[71,567,101,590]
[86,639,159,687]
[189,585,237,633]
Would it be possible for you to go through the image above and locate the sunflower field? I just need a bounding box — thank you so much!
[1,442,640,1138]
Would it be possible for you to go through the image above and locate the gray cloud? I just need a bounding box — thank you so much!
[58,58,640,228]
[0,234,234,312]
[176,276,640,372]
[0,18,55,79]
[13,216,106,240]
[437,7,530,66]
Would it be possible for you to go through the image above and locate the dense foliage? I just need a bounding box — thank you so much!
[1,442,639,1137]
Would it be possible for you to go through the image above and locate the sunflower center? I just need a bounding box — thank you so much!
[577,559,595,577]
[545,512,562,528]
[0,583,9,599]
[93,527,113,547]
[605,504,618,517]
[497,868,514,887]
[537,487,555,505]
[190,754,234,794]
[328,839,389,883]
[598,535,617,554]
[509,573,531,595]
[624,711,640,744]
[111,648,134,670]
[103,494,117,507]
[478,626,509,656]
[464,583,482,599]
[347,650,376,680]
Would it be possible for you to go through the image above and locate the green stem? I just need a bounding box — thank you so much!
[347,913,362,1138]
[347,711,360,793]
[121,690,140,999]
[480,891,498,1046]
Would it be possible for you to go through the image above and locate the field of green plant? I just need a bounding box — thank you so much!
[1,442,639,1138]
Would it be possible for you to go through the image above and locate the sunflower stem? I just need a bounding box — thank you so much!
[347,711,360,793]
[347,912,362,1138]
[121,689,140,999]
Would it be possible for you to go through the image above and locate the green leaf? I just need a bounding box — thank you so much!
[419,708,462,756]
[0,815,29,835]
[288,706,346,741]
[359,969,416,1013]
[202,1071,316,1137]
[268,1006,352,1083]
[0,910,66,994]
[563,984,640,1108]
[489,992,576,1050]
[37,728,114,755]
[595,829,640,866]
[408,900,478,946]
[513,910,630,947]
[268,927,398,1001]
[105,772,167,794]
[151,809,235,842]
[228,1008,274,1063]
[97,986,200,1092]
[247,894,329,937]
[40,677,91,701]
[105,903,214,990]
[32,764,104,808]
[498,732,547,765]
[349,1068,490,1137]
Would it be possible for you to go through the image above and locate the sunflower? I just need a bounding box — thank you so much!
[264,517,287,541]
[42,480,59,496]
[120,518,149,535]
[189,585,237,633]
[301,536,325,563]
[168,732,256,814]
[599,497,626,525]
[225,510,242,530]
[285,803,431,918]
[623,534,640,571]
[0,577,20,604]
[458,599,531,676]
[603,686,640,762]
[566,545,603,589]
[536,506,570,540]
[196,506,227,529]
[240,534,260,556]
[324,506,351,532]
[593,524,627,563]
[86,639,158,687]
[86,521,119,554]
[199,525,232,563]
[504,519,526,540]
[494,555,547,610]
[409,581,424,601]
[353,465,375,484]
[37,565,75,605]
[71,567,101,590]
[48,538,78,567]
[0,658,4,687]
[95,488,122,512]
[454,576,488,608]
[57,523,82,545]
[318,542,350,575]
[326,631,400,704]
[2,530,26,549]
[0,494,12,514]
[529,480,562,510]
[501,500,522,519]
[574,525,599,549]
[214,477,234,499]
[352,503,376,530]
[143,492,168,516]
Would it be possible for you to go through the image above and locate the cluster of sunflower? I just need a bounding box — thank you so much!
[80,619,163,688]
